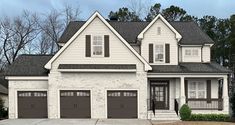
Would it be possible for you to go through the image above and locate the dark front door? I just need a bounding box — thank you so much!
[18,91,48,118]
[60,90,91,118]
[151,81,169,109]
[107,91,137,118]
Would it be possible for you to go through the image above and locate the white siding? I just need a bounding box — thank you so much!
[51,17,145,72]
[141,19,178,65]
[202,45,211,62]
[8,80,48,119]
[182,47,202,62]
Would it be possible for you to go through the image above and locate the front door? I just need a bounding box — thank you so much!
[151,81,169,109]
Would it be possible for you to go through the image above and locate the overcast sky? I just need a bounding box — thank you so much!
[0,0,234,20]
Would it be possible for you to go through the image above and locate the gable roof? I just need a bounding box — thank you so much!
[58,21,214,46]
[5,55,53,76]
[45,12,152,71]
[138,14,182,41]
[149,62,232,74]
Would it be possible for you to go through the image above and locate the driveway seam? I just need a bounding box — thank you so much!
[148,119,153,125]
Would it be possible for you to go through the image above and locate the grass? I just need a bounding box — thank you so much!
[153,121,235,125]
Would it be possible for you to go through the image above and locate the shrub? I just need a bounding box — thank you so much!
[179,104,192,120]
[0,97,8,119]
[190,114,230,121]
[230,92,235,117]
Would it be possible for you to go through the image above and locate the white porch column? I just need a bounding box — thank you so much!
[223,75,229,112]
[180,76,186,107]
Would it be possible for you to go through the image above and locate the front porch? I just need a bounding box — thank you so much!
[147,74,229,120]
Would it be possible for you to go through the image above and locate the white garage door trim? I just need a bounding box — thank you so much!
[14,89,48,118]
[57,88,93,118]
[104,89,139,118]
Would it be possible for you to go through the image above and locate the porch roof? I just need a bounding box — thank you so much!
[149,62,232,74]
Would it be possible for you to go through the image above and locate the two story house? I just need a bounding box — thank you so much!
[5,12,231,120]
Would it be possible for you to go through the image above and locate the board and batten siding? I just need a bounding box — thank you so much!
[141,19,178,65]
[182,46,202,62]
[202,45,211,62]
[51,17,145,72]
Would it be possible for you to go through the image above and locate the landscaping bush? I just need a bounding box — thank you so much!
[189,114,230,121]
[230,92,235,117]
[179,104,192,120]
[0,98,8,119]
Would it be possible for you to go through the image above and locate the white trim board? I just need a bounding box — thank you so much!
[44,11,152,71]
[137,14,182,41]
[5,76,48,80]
[58,69,137,73]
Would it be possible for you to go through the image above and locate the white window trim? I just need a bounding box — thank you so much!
[188,80,207,99]
[154,44,165,63]
[91,35,104,57]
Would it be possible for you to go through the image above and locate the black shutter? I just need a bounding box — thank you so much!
[85,35,91,57]
[104,35,110,57]
[165,44,170,63]
[207,80,212,103]
[185,80,188,102]
[149,44,153,63]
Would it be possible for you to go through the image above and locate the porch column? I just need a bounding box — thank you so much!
[180,76,186,107]
[223,75,229,112]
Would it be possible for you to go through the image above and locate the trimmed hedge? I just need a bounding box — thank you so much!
[189,114,230,121]
[179,104,192,120]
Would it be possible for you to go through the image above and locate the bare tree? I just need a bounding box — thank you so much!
[128,0,152,19]
[36,5,81,54]
[0,11,39,65]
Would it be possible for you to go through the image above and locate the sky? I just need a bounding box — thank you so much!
[0,0,235,20]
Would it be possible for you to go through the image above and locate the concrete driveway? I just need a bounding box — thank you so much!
[0,119,152,125]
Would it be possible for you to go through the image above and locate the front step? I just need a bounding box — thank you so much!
[148,110,180,121]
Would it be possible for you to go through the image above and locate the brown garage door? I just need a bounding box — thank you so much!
[60,90,91,118]
[18,91,47,118]
[107,90,137,118]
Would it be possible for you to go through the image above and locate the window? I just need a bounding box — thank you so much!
[155,44,164,62]
[92,36,103,56]
[188,81,206,98]
[192,49,198,56]
[185,49,191,56]
[185,49,199,56]
[157,27,161,35]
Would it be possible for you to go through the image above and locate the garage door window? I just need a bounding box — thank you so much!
[18,92,32,97]
[61,92,74,96]
[77,91,90,96]
[108,92,121,97]
[123,92,137,97]
[34,92,47,97]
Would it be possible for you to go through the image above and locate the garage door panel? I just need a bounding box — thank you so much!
[18,91,47,118]
[107,91,137,118]
[60,90,91,118]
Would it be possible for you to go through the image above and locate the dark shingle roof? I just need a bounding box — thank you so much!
[58,21,214,45]
[58,64,136,69]
[149,62,232,73]
[5,55,53,76]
